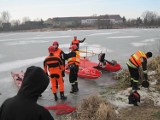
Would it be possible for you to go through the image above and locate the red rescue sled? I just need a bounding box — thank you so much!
[65,56,121,79]
[65,65,101,79]
[80,57,121,72]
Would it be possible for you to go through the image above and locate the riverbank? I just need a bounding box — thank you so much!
[55,55,160,120]
[1,26,160,33]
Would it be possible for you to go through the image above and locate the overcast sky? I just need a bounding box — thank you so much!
[0,0,159,21]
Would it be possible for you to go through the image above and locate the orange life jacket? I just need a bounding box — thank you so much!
[44,55,64,74]
[72,40,79,45]
[129,51,147,67]
[52,48,62,57]
[68,51,80,66]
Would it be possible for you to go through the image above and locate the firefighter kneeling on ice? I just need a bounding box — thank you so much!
[44,46,67,101]
[64,45,80,93]
[127,50,152,106]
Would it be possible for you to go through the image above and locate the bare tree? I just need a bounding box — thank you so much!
[0,18,2,25]
[141,11,158,26]
[11,20,21,26]
[1,11,11,23]
[22,17,30,24]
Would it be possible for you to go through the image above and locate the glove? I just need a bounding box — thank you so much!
[62,70,65,77]
[132,82,140,90]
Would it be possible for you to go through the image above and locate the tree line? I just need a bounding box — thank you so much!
[0,10,160,32]
[123,11,160,27]
[0,11,45,31]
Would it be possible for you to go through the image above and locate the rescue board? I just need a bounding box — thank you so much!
[65,66,101,79]
[65,57,121,79]
[11,71,24,89]
[80,57,121,72]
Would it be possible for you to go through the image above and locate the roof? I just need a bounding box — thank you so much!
[46,14,122,22]
[108,15,122,21]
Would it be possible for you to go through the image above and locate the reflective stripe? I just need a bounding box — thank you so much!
[139,51,146,57]
[68,58,72,61]
[127,61,137,68]
[132,79,139,82]
[133,54,139,61]
[143,70,147,74]
[133,79,139,82]
[68,51,80,66]
[131,78,139,82]
[130,51,147,66]
[71,83,75,85]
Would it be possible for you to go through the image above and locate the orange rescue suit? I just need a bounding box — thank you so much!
[72,40,80,45]
[52,48,62,57]
[44,55,64,93]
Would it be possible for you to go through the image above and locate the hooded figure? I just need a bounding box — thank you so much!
[0,66,54,120]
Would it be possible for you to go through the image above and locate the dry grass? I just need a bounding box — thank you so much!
[148,56,160,70]
[148,56,160,91]
[112,56,160,90]
[76,95,117,120]
[112,69,130,89]
[56,56,160,120]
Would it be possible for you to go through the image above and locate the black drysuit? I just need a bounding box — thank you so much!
[0,66,54,120]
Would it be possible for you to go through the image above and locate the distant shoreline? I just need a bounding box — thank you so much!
[0,26,160,33]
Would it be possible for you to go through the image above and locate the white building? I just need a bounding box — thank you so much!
[81,19,97,25]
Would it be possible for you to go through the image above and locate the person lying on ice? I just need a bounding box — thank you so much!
[126,50,152,106]
[98,53,116,68]
[0,66,54,120]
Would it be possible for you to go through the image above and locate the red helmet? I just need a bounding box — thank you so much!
[52,41,59,47]
[48,46,54,53]
[74,36,77,40]
[69,45,77,51]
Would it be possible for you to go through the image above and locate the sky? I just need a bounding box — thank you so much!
[0,0,160,21]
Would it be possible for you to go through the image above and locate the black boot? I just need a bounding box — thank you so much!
[60,92,67,100]
[75,82,79,92]
[130,80,133,87]
[70,84,76,93]
[132,82,140,90]
[54,93,58,101]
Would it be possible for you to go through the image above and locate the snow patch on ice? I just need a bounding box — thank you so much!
[87,32,119,36]
[4,40,48,46]
[0,54,3,59]
[108,36,139,39]
[105,80,160,109]
[131,38,157,47]
[0,57,44,73]
[131,42,149,47]
[0,36,72,42]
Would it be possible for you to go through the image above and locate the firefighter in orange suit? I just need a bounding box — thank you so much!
[127,51,152,105]
[64,45,80,93]
[52,41,65,77]
[52,41,66,90]
[44,46,67,101]
[71,36,85,50]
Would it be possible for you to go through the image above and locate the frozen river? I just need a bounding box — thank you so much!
[0,28,160,115]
